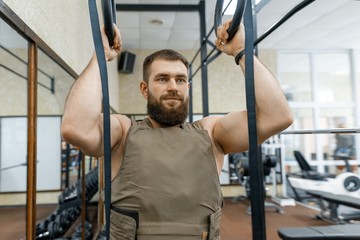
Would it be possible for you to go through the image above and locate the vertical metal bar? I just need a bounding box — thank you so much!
[78,150,82,180]
[189,64,193,122]
[98,157,104,228]
[65,143,70,188]
[311,52,324,172]
[350,50,360,167]
[26,41,37,240]
[252,0,259,56]
[89,157,93,171]
[51,77,55,94]
[81,151,86,240]
[243,1,266,239]
[199,0,209,117]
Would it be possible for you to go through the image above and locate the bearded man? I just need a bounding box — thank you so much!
[61,20,293,240]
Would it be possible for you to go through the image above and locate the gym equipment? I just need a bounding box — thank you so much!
[35,220,64,239]
[234,153,284,214]
[279,128,360,239]
[35,167,98,239]
[235,1,267,238]
[288,149,360,196]
[292,150,336,180]
[58,167,99,208]
[0,0,317,236]
[281,128,360,135]
[305,190,360,223]
[278,224,360,240]
[35,207,81,239]
[102,0,116,46]
[333,147,354,173]
[288,171,360,199]
[87,1,318,239]
[214,0,245,40]
[287,150,360,203]
[71,221,93,240]
[89,1,113,238]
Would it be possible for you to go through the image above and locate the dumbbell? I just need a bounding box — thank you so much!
[55,210,71,230]
[71,221,93,240]
[36,221,64,239]
[36,220,49,236]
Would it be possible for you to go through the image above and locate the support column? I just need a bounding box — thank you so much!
[26,41,38,240]
[199,0,209,117]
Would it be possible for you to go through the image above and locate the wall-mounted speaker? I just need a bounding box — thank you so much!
[118,51,136,74]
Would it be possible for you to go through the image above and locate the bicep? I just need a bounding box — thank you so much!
[213,111,277,154]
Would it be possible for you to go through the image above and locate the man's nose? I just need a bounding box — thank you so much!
[167,79,178,91]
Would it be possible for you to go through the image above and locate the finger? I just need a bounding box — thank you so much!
[215,39,225,50]
[224,19,231,30]
[217,25,229,42]
[222,20,231,40]
[113,24,122,49]
[101,26,111,49]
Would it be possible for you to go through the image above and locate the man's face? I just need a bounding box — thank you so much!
[144,59,190,126]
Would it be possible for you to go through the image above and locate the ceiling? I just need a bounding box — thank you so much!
[115,0,360,51]
[1,0,359,51]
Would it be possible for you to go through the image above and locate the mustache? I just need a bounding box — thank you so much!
[160,92,184,101]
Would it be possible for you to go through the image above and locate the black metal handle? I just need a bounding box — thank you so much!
[102,0,117,46]
[214,0,246,41]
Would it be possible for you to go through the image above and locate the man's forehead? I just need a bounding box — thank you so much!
[150,59,188,76]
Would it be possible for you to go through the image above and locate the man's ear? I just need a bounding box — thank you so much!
[140,81,148,99]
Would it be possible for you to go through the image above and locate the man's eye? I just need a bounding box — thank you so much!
[177,79,186,83]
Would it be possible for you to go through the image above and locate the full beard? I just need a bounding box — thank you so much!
[147,91,189,127]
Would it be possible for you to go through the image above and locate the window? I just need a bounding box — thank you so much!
[278,50,358,179]
[278,53,312,102]
[315,53,352,103]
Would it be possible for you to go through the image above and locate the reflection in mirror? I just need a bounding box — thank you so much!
[0,17,28,238]
[0,18,28,116]
[37,48,77,190]
[0,17,28,195]
[37,48,75,115]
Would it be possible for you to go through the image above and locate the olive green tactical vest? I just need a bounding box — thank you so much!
[110,118,223,240]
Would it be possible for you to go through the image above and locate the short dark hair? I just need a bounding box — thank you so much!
[143,49,189,82]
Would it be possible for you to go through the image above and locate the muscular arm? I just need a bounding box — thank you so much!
[61,25,129,157]
[211,21,293,154]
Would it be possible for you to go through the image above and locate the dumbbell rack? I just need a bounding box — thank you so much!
[35,166,99,240]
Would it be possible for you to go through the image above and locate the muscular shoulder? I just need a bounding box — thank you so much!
[196,115,222,132]
[196,115,225,152]
[111,114,132,146]
[113,114,131,130]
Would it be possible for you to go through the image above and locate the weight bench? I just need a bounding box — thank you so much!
[278,224,360,239]
[278,191,360,239]
[305,190,360,223]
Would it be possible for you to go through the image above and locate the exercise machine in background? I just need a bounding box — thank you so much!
[229,144,291,214]
[287,150,360,201]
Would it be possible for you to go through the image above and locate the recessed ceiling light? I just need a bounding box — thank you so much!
[149,19,164,25]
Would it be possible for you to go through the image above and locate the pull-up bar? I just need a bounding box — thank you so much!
[189,0,316,81]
